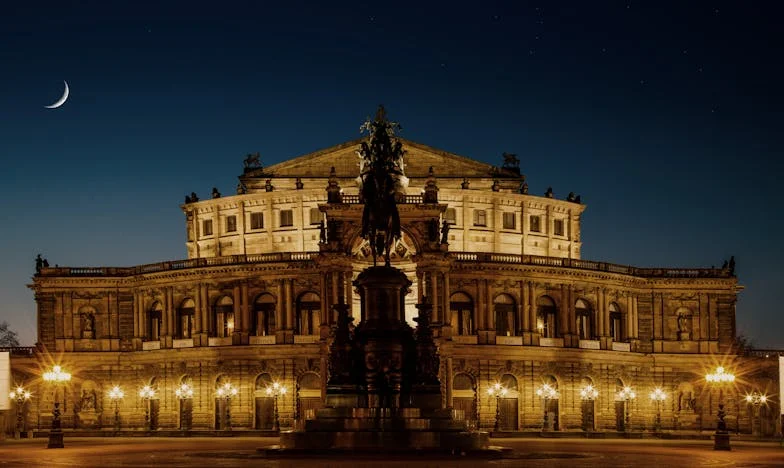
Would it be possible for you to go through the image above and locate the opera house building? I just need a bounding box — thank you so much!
[8,132,780,437]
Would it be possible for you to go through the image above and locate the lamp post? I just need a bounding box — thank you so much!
[216,382,238,431]
[9,385,32,438]
[579,384,599,432]
[139,385,156,432]
[107,386,124,432]
[175,383,194,431]
[649,387,667,433]
[536,383,559,432]
[486,382,508,432]
[265,381,287,432]
[706,366,735,450]
[42,365,71,448]
[744,391,768,437]
[617,386,636,432]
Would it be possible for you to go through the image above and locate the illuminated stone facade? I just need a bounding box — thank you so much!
[11,138,780,437]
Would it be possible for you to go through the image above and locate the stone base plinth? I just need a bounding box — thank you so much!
[713,431,731,451]
[280,407,489,451]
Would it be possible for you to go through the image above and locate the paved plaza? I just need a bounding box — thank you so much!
[0,437,783,467]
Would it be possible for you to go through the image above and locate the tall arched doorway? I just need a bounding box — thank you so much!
[579,376,596,431]
[297,373,322,422]
[147,377,160,430]
[177,375,193,430]
[452,373,477,428]
[541,375,559,431]
[614,378,626,431]
[254,373,274,430]
[498,374,519,431]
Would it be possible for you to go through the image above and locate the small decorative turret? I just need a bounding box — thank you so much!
[545,187,554,198]
[423,166,438,203]
[327,167,342,203]
[211,187,221,199]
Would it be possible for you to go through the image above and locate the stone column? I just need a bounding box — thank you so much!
[285,279,294,343]
[194,283,202,336]
[275,279,285,344]
[446,357,454,408]
[133,291,140,339]
[232,284,243,345]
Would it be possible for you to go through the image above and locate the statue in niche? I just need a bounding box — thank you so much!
[80,389,97,412]
[677,313,691,341]
[82,314,96,339]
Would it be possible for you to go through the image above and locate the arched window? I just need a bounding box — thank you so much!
[609,302,624,342]
[494,294,517,337]
[297,372,322,420]
[78,306,96,339]
[253,293,277,336]
[453,374,474,391]
[213,296,234,338]
[177,298,195,339]
[450,292,474,335]
[296,292,320,335]
[575,299,593,340]
[536,296,558,338]
[500,373,519,391]
[148,301,163,341]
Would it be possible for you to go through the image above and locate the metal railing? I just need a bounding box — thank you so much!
[451,252,733,279]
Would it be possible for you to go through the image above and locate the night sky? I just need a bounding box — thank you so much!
[1,1,781,348]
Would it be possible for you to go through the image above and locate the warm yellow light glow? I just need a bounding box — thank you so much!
[139,385,156,399]
[43,365,71,383]
[108,385,124,400]
[649,387,667,402]
[580,384,599,400]
[617,386,636,400]
[706,366,735,383]
[265,381,287,397]
[216,382,238,398]
[536,383,558,400]
[175,383,194,399]
[9,385,32,401]
[487,382,507,397]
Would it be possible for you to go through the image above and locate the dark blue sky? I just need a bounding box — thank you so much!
[1,1,782,347]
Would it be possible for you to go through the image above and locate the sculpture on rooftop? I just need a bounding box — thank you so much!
[357,105,404,266]
[243,152,262,169]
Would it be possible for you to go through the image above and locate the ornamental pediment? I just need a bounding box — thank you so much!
[260,138,505,180]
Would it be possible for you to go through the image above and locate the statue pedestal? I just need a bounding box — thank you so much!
[78,410,100,429]
[714,431,731,451]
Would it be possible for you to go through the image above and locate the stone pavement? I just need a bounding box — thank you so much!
[0,436,782,467]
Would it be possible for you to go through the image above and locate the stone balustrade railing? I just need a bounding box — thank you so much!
[0,346,35,357]
[36,251,733,279]
[451,252,733,279]
[38,252,320,277]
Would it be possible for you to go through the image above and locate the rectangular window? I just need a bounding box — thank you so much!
[226,215,237,233]
[473,209,487,227]
[202,219,213,236]
[280,209,294,227]
[554,219,564,236]
[444,208,457,225]
[502,212,516,230]
[250,212,264,230]
[529,215,541,232]
[310,207,321,225]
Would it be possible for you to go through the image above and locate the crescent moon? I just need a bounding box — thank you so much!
[44,81,69,109]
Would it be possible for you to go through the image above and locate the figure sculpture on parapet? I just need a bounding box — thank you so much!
[358,105,404,267]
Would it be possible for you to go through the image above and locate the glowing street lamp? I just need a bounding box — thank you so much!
[139,385,156,431]
[536,383,559,431]
[216,382,238,431]
[744,391,768,437]
[705,366,735,450]
[175,383,194,430]
[265,381,288,432]
[108,386,124,432]
[42,365,71,448]
[9,385,32,438]
[649,387,667,432]
[579,384,599,432]
[486,382,508,432]
[617,386,636,432]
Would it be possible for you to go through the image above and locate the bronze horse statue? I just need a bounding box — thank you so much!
[358,106,404,266]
